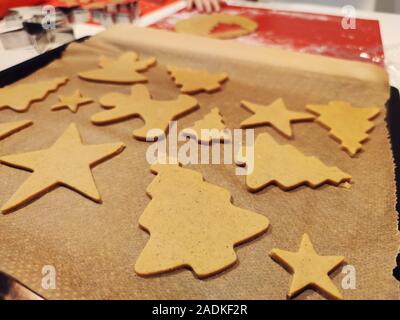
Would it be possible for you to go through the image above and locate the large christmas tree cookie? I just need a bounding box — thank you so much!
[237,133,351,192]
[135,164,269,278]
[306,101,380,156]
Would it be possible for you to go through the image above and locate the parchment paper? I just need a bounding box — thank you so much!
[0,25,398,299]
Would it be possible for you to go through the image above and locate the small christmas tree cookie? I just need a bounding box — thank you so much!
[182,108,230,143]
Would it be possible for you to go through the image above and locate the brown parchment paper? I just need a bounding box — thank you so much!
[0,25,398,300]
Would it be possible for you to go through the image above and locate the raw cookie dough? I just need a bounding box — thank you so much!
[135,163,270,278]
[306,101,380,157]
[51,90,93,113]
[167,65,228,94]
[240,98,315,138]
[91,84,199,140]
[270,234,345,300]
[237,132,351,192]
[181,107,230,144]
[0,123,125,214]
[0,120,33,141]
[0,77,68,112]
[175,13,258,39]
[79,52,156,84]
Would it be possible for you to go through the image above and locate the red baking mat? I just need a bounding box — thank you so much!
[151,3,384,66]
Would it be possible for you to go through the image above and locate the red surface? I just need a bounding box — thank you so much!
[138,0,178,16]
[0,0,44,17]
[151,4,385,66]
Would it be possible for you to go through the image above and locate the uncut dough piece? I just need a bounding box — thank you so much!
[135,164,270,278]
[51,90,93,113]
[0,77,68,112]
[237,132,351,192]
[306,101,380,157]
[0,120,33,141]
[240,98,315,138]
[270,234,345,300]
[79,52,156,84]
[0,123,125,214]
[91,84,199,140]
[181,107,230,143]
[167,65,228,94]
[175,13,258,39]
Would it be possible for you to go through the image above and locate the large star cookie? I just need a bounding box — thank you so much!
[0,123,125,213]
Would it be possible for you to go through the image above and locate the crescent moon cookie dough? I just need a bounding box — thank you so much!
[306,101,380,157]
[167,66,228,94]
[0,77,68,112]
[181,107,231,144]
[236,133,351,192]
[0,123,125,214]
[175,13,258,39]
[240,98,315,139]
[270,234,345,300]
[78,52,156,84]
[91,84,199,140]
[0,120,33,141]
[51,90,94,113]
[134,163,270,278]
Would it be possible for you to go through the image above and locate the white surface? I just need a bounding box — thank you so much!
[1,0,399,89]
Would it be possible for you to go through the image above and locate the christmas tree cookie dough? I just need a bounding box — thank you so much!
[237,133,351,192]
[182,108,230,143]
[51,90,93,113]
[0,77,68,112]
[175,13,258,39]
[306,101,380,157]
[0,123,125,213]
[91,84,198,140]
[0,120,33,141]
[240,98,315,138]
[167,66,228,94]
[79,52,156,84]
[135,163,269,278]
[270,234,345,300]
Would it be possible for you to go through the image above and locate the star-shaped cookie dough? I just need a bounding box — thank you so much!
[270,234,344,299]
[0,123,125,213]
[240,98,315,138]
[0,120,33,141]
[51,90,93,113]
